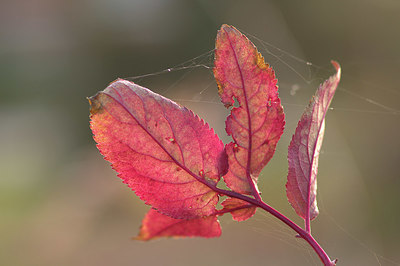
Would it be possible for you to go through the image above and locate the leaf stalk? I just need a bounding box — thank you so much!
[213,187,335,266]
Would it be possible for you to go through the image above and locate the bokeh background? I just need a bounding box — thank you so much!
[1,0,399,265]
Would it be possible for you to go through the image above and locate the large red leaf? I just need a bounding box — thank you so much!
[214,25,285,196]
[286,61,341,230]
[89,79,228,219]
[136,209,221,241]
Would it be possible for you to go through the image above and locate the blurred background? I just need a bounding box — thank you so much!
[1,0,399,265]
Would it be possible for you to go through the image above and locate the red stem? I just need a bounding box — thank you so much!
[213,186,335,266]
[305,214,311,234]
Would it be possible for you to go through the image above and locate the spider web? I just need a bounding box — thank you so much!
[124,30,400,266]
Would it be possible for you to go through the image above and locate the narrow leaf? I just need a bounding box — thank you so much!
[286,61,341,231]
[214,25,285,195]
[89,79,228,219]
[221,198,256,222]
[136,209,221,241]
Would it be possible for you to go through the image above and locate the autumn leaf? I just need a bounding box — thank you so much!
[89,79,228,219]
[88,24,339,265]
[221,197,257,222]
[286,61,341,232]
[136,209,221,240]
[214,24,285,198]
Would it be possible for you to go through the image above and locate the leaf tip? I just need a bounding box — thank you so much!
[87,93,104,115]
[133,232,152,241]
[220,23,232,31]
[330,60,341,78]
[133,235,145,241]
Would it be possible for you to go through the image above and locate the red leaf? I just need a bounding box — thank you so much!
[221,198,256,222]
[286,61,341,231]
[136,209,221,241]
[214,25,285,195]
[89,79,228,219]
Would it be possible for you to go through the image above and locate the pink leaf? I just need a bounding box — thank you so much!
[286,61,341,231]
[89,79,228,219]
[136,209,221,241]
[214,25,285,195]
[221,197,257,222]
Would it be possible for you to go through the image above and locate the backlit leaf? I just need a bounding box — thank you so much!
[89,79,228,219]
[136,209,221,241]
[214,25,285,195]
[286,61,341,229]
[221,197,256,222]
